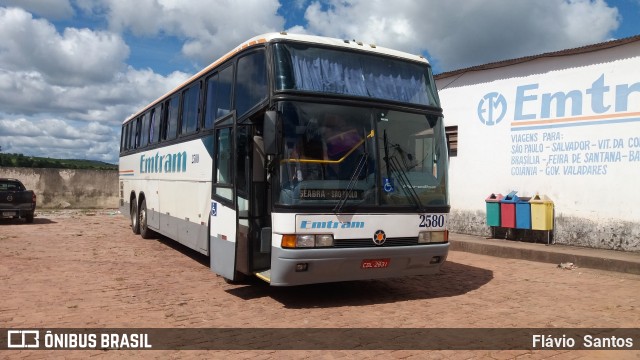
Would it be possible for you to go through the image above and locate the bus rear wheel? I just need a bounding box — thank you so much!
[131,198,140,234]
[139,198,155,239]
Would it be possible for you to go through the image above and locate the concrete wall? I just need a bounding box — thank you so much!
[0,167,118,209]
[436,40,640,252]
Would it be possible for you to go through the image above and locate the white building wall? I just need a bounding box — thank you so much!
[436,40,640,251]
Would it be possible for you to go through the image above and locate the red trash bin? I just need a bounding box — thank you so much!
[500,191,518,228]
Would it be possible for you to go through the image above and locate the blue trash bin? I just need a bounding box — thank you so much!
[515,197,532,229]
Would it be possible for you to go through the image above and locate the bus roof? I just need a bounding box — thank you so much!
[124,32,429,123]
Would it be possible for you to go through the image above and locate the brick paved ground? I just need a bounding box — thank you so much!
[1,212,639,359]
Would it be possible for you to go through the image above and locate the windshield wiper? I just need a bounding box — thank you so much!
[333,130,373,214]
[383,130,425,212]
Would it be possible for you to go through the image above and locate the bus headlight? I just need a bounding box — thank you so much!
[315,234,334,247]
[281,234,335,248]
[296,234,315,248]
[418,230,448,243]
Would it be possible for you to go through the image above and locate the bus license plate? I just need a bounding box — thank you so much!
[361,259,390,269]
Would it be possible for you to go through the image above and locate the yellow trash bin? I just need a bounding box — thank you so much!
[530,194,554,230]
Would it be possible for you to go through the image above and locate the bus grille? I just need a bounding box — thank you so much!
[333,237,418,248]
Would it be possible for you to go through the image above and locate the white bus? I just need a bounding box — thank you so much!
[119,33,450,286]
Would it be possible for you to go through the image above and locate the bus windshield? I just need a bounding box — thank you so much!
[273,43,440,107]
[277,102,448,209]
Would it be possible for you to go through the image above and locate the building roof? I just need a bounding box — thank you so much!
[434,34,640,80]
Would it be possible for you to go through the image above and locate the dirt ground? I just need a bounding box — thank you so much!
[1,211,639,359]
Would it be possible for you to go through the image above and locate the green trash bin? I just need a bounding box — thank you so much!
[485,193,503,227]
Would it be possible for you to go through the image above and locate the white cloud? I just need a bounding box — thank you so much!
[0,7,130,86]
[0,65,188,162]
[0,0,624,164]
[293,0,308,10]
[0,6,190,163]
[0,0,74,20]
[0,117,121,162]
[0,118,43,137]
[0,66,188,121]
[102,0,285,65]
[298,0,620,71]
[0,7,190,119]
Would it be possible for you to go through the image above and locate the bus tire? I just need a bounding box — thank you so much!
[139,198,155,239]
[131,198,140,234]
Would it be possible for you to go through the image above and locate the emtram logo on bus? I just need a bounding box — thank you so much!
[139,151,188,174]
[299,220,365,229]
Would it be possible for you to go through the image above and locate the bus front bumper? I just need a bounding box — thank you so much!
[268,243,449,286]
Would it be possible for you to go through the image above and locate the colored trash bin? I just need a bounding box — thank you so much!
[485,193,503,227]
[530,194,554,230]
[500,191,518,228]
[515,197,532,229]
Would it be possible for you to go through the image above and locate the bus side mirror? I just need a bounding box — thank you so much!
[263,110,277,155]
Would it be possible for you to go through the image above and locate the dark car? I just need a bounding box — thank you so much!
[0,178,36,223]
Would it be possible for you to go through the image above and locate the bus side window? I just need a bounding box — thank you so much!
[124,121,132,150]
[235,50,267,117]
[129,118,137,149]
[204,73,219,129]
[164,95,180,141]
[217,65,233,119]
[160,102,168,141]
[204,65,233,130]
[150,105,161,144]
[214,127,233,201]
[135,118,142,149]
[120,124,126,152]
[140,112,150,147]
[181,83,200,135]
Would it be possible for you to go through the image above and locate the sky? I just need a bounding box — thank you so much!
[0,0,639,164]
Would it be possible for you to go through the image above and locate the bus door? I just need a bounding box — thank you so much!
[210,117,270,281]
[210,115,239,281]
[235,124,271,280]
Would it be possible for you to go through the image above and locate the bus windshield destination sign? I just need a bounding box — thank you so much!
[299,189,364,200]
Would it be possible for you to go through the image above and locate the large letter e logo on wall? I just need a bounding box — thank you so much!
[478,92,507,126]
